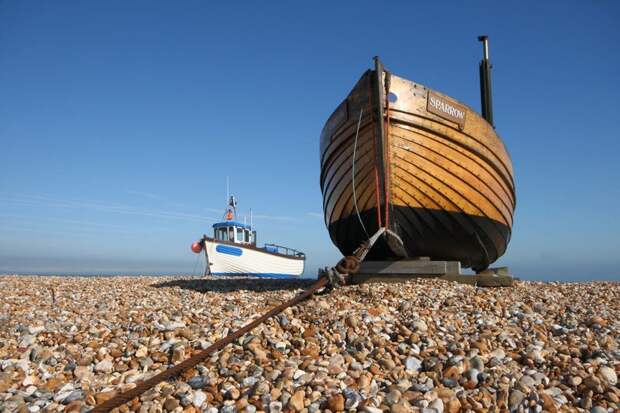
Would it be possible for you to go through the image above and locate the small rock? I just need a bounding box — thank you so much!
[446,399,461,413]
[489,348,505,360]
[587,316,607,328]
[392,400,413,413]
[253,381,270,396]
[95,359,113,373]
[405,357,422,372]
[463,368,479,389]
[95,391,117,404]
[469,356,484,371]
[412,320,428,332]
[584,375,603,393]
[163,397,180,411]
[269,401,283,413]
[385,389,401,405]
[28,325,45,335]
[135,346,148,358]
[63,390,84,404]
[540,393,558,413]
[328,394,345,411]
[509,390,525,412]
[19,335,36,347]
[188,375,209,389]
[289,390,305,411]
[344,388,361,410]
[429,398,444,413]
[519,374,536,389]
[53,383,74,402]
[380,357,396,370]
[172,346,185,363]
[192,390,206,408]
[569,375,582,387]
[598,366,617,386]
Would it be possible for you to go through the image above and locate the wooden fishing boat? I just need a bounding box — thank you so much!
[320,38,515,271]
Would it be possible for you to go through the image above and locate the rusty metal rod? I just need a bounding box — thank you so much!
[90,276,329,412]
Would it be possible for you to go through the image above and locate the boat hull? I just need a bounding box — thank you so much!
[320,67,515,270]
[204,239,305,278]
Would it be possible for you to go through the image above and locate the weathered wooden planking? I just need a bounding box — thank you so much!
[319,61,516,270]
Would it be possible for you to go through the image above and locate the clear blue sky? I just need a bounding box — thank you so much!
[1,1,619,280]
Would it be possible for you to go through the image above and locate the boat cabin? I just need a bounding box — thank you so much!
[212,221,256,245]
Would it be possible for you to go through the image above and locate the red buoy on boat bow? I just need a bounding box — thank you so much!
[191,241,203,253]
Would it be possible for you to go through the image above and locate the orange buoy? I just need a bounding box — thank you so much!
[191,242,203,253]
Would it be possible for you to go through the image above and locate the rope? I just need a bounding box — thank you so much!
[90,276,329,412]
[374,168,383,228]
[202,237,211,276]
[91,226,392,412]
[351,107,369,239]
[191,252,201,277]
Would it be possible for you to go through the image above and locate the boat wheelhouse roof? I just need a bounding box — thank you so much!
[212,221,252,230]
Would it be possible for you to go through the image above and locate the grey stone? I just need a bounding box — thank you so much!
[405,357,422,372]
[62,390,84,404]
[509,390,525,412]
[188,375,210,389]
[519,375,536,389]
[269,401,283,413]
[385,389,401,405]
[344,388,361,410]
[429,399,444,413]
[470,356,484,371]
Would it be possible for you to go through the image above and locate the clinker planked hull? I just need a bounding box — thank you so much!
[320,65,515,270]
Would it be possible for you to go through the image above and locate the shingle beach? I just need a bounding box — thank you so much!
[0,276,618,412]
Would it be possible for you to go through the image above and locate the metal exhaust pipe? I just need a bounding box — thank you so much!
[478,35,494,127]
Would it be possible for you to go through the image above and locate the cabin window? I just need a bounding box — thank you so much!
[245,230,250,243]
[236,227,244,243]
[215,228,226,241]
[228,227,234,241]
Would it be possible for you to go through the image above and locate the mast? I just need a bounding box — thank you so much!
[478,35,494,127]
[372,56,388,230]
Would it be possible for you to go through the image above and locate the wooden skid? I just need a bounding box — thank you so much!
[351,261,513,287]
[357,260,460,275]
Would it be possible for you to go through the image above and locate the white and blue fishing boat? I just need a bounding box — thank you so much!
[191,196,305,278]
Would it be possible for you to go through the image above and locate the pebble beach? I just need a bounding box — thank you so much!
[0,276,618,413]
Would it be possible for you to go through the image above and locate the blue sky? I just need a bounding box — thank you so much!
[1,1,619,280]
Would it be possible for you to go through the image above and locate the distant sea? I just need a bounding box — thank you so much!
[1,256,618,282]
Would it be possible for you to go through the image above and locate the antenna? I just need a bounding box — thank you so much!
[226,176,229,204]
[250,208,253,229]
[478,35,494,127]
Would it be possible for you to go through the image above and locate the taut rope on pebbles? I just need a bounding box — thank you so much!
[90,237,376,412]
[89,276,331,412]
